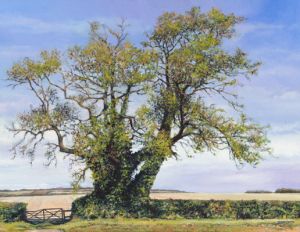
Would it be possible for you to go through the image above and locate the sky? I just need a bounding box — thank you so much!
[1,0,300,192]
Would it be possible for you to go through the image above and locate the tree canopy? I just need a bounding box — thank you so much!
[8,7,270,205]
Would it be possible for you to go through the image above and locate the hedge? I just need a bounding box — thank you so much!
[245,190,272,193]
[72,196,300,220]
[275,188,300,193]
[146,200,300,219]
[0,202,27,222]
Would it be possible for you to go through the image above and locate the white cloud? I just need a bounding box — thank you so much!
[0,14,149,37]
[274,90,300,101]
[236,22,284,37]
[271,121,300,134]
[270,133,300,157]
[0,118,13,146]
[0,45,39,60]
[0,14,88,35]
[200,0,266,17]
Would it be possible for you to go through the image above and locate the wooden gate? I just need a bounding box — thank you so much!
[24,208,72,224]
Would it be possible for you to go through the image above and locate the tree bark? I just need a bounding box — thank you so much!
[127,155,165,201]
[88,149,165,206]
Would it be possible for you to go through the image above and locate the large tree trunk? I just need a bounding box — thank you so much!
[89,153,165,203]
[127,155,165,202]
[72,151,166,218]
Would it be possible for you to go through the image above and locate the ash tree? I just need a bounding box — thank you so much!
[8,7,270,207]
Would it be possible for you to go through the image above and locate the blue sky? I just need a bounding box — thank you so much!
[1,0,300,192]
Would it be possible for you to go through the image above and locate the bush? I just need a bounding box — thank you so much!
[0,202,27,222]
[245,190,272,193]
[275,188,300,193]
[72,195,129,219]
[72,196,300,220]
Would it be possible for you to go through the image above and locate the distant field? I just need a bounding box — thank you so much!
[0,188,92,197]
[2,192,300,211]
[0,194,82,210]
[151,192,300,201]
[0,188,184,197]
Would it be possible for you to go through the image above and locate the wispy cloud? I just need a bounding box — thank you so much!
[236,22,284,36]
[0,14,89,35]
[0,45,39,60]
[0,14,150,37]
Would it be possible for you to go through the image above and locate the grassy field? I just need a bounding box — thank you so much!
[0,218,299,232]
[151,192,300,201]
[0,188,92,198]
[2,193,300,211]
[0,195,81,210]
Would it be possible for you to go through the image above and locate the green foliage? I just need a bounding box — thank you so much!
[245,190,272,193]
[72,194,128,219]
[8,50,61,82]
[72,197,300,220]
[8,6,270,207]
[0,202,26,222]
[275,188,300,193]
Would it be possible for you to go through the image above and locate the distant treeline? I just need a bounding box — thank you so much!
[246,188,300,193]
[245,190,272,193]
[0,187,93,192]
[151,189,187,193]
[275,188,300,193]
[0,188,93,197]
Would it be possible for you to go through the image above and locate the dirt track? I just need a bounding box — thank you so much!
[2,193,300,210]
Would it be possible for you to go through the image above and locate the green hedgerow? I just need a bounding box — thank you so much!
[72,196,300,220]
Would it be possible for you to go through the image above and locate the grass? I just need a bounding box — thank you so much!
[0,221,35,232]
[0,218,300,232]
[53,218,299,232]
